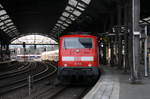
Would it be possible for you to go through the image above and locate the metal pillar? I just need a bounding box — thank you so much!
[117,5,123,69]
[124,33,129,72]
[109,15,115,67]
[110,36,115,67]
[103,39,107,65]
[144,25,148,77]
[114,35,118,66]
[130,0,141,82]
[124,3,129,72]
[118,36,123,69]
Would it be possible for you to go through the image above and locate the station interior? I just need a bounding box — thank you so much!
[0,0,150,99]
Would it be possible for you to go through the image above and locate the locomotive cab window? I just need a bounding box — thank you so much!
[63,37,93,49]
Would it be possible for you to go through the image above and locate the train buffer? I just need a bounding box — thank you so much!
[84,65,150,99]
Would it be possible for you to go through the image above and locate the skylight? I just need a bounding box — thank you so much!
[51,0,91,34]
[0,10,6,16]
[0,3,19,38]
[11,35,57,45]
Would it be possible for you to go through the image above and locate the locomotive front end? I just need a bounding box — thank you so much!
[58,35,100,83]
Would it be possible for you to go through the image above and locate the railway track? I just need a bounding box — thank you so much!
[0,61,19,72]
[0,61,57,95]
[0,61,92,99]
[0,62,30,80]
[47,86,90,99]
[30,84,91,99]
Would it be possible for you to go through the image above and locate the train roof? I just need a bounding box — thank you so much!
[60,34,96,38]
[41,50,59,55]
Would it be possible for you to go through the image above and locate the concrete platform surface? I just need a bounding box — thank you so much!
[84,66,150,99]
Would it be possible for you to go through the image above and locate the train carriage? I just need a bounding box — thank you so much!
[58,34,100,83]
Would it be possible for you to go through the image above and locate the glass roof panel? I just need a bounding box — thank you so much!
[81,0,91,4]
[4,19,12,24]
[6,30,11,34]
[57,20,63,24]
[63,23,69,27]
[69,15,76,21]
[61,26,66,29]
[0,4,3,8]
[0,15,9,20]
[11,30,17,33]
[77,6,85,11]
[66,6,74,12]
[54,26,58,29]
[3,28,8,32]
[9,28,16,31]
[62,12,70,17]
[51,0,91,33]
[0,4,19,36]
[73,10,81,16]
[60,16,66,21]
[56,24,61,27]
[8,26,15,29]
[7,22,13,26]
[0,26,6,30]
[66,19,72,24]
[69,0,78,7]
[0,22,4,26]
[78,2,86,8]
[0,10,6,16]
[9,28,16,32]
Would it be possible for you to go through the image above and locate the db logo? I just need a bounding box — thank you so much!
[75,57,81,61]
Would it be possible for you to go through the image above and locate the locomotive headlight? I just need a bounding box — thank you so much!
[88,63,92,67]
[64,64,67,67]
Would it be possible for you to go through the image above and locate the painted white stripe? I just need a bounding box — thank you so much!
[62,56,94,61]
[62,57,74,61]
[81,57,93,61]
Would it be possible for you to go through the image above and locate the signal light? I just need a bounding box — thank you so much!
[64,64,67,67]
[88,64,92,67]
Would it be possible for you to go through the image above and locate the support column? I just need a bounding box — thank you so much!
[130,0,141,82]
[109,14,115,67]
[118,36,123,69]
[103,40,107,65]
[114,35,118,66]
[117,5,123,69]
[144,26,148,77]
[124,3,129,72]
[110,36,115,67]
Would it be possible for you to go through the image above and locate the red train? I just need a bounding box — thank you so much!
[58,34,100,83]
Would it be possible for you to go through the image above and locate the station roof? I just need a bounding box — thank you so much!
[11,35,57,45]
[0,0,150,43]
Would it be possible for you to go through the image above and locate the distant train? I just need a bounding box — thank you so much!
[57,34,100,83]
[41,50,59,62]
[16,54,41,61]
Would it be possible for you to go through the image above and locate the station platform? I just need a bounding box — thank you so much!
[84,65,150,99]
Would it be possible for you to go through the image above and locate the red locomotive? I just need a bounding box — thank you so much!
[58,34,100,83]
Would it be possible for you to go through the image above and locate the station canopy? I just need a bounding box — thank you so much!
[0,0,150,43]
[0,0,92,42]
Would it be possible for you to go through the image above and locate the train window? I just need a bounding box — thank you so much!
[64,37,93,49]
